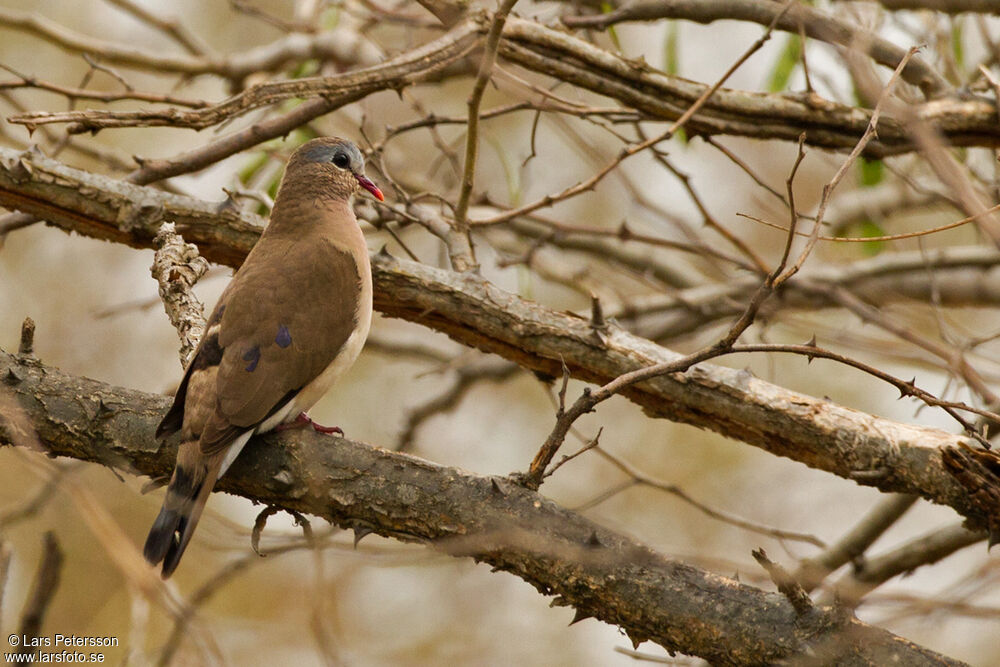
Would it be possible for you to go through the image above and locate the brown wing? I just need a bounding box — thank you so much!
[199,236,362,453]
[156,299,227,441]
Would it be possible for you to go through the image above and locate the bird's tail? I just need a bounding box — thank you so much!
[143,442,223,578]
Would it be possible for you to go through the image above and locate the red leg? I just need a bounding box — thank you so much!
[274,412,343,435]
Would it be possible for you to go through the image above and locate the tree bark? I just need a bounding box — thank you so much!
[0,147,991,532]
[0,349,968,666]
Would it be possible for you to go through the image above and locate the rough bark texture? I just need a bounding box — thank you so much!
[0,349,968,667]
[0,147,988,531]
[498,18,1000,158]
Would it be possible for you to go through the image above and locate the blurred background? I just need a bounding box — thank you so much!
[1,1,999,665]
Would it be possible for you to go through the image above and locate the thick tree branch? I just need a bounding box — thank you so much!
[867,0,1000,14]
[9,15,999,156]
[8,18,483,134]
[0,349,968,666]
[0,147,995,531]
[498,18,999,157]
[561,0,950,98]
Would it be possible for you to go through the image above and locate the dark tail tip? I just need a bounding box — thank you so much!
[144,458,216,579]
[143,507,189,578]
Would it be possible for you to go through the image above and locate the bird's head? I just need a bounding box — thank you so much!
[286,137,385,202]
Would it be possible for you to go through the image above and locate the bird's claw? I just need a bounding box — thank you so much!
[275,412,343,436]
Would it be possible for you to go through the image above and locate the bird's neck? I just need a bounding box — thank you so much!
[265,195,363,248]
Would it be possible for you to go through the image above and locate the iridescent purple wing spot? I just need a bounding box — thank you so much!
[243,345,260,372]
[275,325,292,349]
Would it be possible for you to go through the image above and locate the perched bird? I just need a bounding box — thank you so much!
[144,137,384,578]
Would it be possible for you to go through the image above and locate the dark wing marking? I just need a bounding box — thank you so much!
[199,237,362,454]
[156,319,225,440]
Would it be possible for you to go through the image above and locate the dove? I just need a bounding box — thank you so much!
[144,137,383,578]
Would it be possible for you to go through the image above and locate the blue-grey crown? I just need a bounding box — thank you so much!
[300,139,365,173]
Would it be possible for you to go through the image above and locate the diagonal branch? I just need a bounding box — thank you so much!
[0,348,969,667]
[0,146,993,530]
[561,0,950,97]
[498,18,999,157]
[8,18,484,134]
[8,14,999,156]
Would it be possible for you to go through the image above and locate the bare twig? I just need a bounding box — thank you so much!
[451,0,519,272]
[16,533,63,660]
[795,494,920,592]
[818,524,986,608]
[752,548,813,616]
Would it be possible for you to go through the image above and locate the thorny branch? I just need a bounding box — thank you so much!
[6,14,1000,156]
[0,145,996,531]
[3,0,1000,662]
[0,348,970,666]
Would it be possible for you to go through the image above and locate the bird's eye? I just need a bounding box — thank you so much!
[332,153,350,169]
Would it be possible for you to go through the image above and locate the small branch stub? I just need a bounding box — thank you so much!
[18,317,35,356]
[752,548,814,616]
[150,222,209,367]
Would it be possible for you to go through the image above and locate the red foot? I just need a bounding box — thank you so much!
[274,412,343,435]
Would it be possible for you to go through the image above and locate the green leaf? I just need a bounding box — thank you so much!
[951,21,964,69]
[767,35,801,92]
[289,59,319,79]
[238,152,269,185]
[664,21,679,76]
[599,3,623,52]
[845,219,886,256]
[321,6,340,30]
[858,157,883,187]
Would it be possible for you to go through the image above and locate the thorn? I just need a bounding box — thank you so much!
[215,194,239,214]
[131,154,147,167]
[353,526,374,548]
[617,220,632,241]
[899,377,918,398]
[95,397,114,418]
[625,630,644,650]
[21,144,43,158]
[490,477,505,494]
[377,244,393,257]
[804,334,818,362]
[589,293,609,346]
[10,157,32,183]
[4,367,22,385]
[569,608,592,626]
